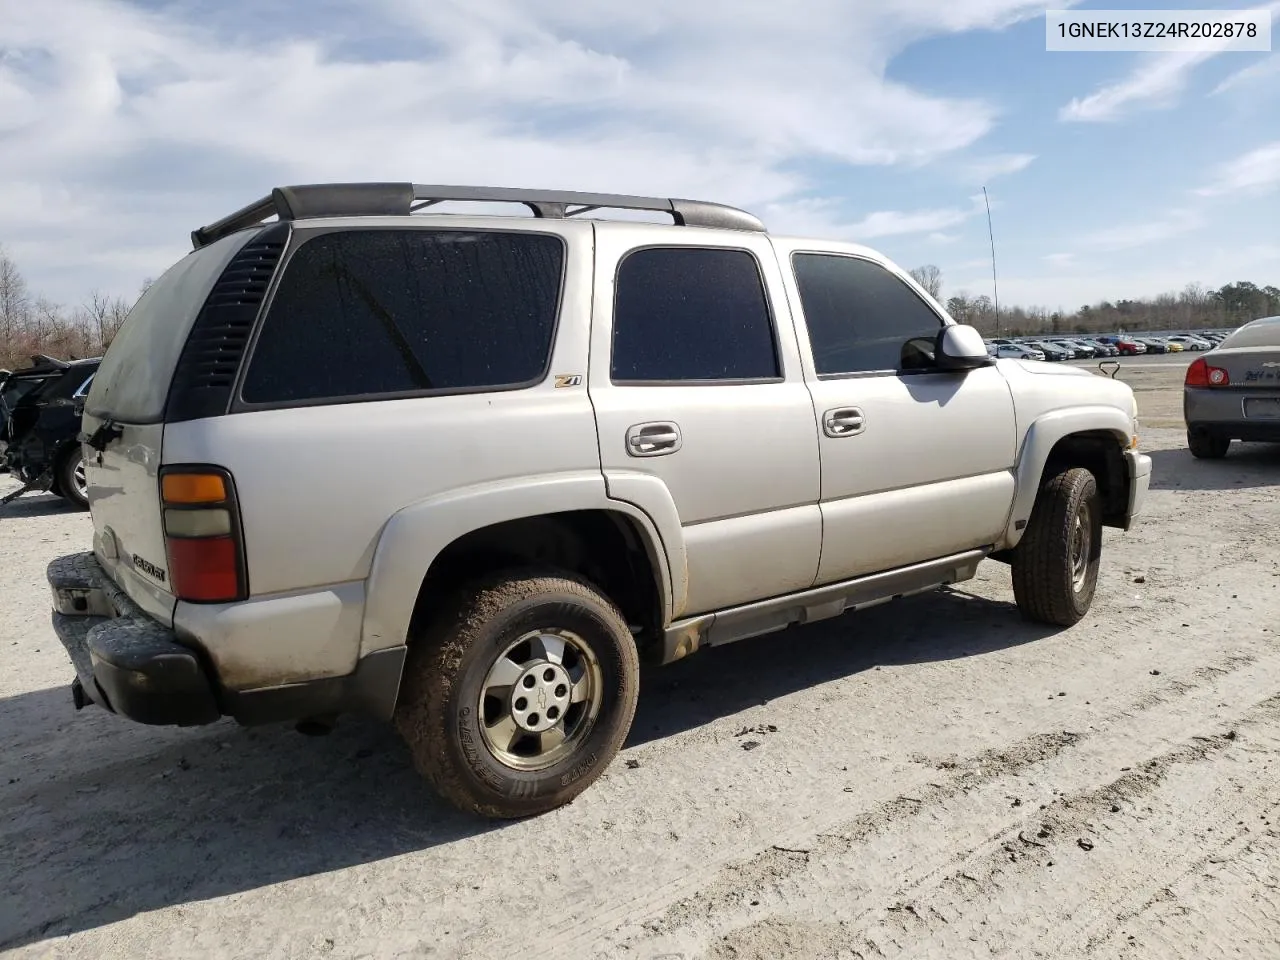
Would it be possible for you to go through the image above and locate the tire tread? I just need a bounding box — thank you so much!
[394,568,637,819]
[1011,467,1099,627]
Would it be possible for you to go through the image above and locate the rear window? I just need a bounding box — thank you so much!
[86,231,255,423]
[1219,319,1280,349]
[2,378,45,409]
[241,229,565,404]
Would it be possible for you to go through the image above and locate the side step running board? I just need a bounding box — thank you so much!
[661,549,988,664]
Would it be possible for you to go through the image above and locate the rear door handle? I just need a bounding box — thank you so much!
[822,407,865,438]
[626,421,682,457]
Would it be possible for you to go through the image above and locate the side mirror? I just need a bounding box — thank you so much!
[934,324,993,371]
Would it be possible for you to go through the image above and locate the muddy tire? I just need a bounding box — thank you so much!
[1187,428,1230,460]
[1011,467,1102,627]
[394,569,639,819]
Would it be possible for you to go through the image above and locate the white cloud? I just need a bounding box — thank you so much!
[1196,141,1280,197]
[1043,252,1076,268]
[1080,209,1204,251]
[846,205,977,239]
[0,0,1056,302]
[1059,51,1214,122]
[1212,55,1280,95]
[958,152,1036,182]
[1060,3,1280,122]
[757,195,983,243]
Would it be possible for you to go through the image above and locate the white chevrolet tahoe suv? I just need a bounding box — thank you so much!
[47,183,1152,819]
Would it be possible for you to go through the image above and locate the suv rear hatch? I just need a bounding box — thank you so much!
[81,228,274,625]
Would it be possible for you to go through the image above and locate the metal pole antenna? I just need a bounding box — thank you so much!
[983,186,1000,337]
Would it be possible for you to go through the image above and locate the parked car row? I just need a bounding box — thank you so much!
[985,336,1121,361]
[983,330,1232,362]
[0,354,100,508]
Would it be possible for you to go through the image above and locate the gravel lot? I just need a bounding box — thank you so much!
[4,358,1280,960]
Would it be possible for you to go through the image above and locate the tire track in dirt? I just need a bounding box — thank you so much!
[1083,824,1280,959]
[581,654,1280,960]
[699,694,1280,960]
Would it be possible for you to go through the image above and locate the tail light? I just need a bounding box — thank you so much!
[1185,357,1230,388]
[159,466,247,602]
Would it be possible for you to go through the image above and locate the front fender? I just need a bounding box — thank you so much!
[1001,406,1133,549]
[359,470,680,657]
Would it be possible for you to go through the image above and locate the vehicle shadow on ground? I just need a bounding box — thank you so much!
[629,585,1055,746]
[0,586,1050,950]
[0,490,81,519]
[0,686,487,951]
[1148,444,1280,492]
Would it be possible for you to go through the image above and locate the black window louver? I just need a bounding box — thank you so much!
[165,225,288,422]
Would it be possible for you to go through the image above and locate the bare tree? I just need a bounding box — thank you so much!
[104,295,131,347]
[77,290,132,355]
[0,244,31,359]
[909,264,943,300]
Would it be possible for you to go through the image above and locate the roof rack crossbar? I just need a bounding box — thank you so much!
[191,182,765,249]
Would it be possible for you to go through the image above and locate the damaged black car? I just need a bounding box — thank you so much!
[1,355,100,509]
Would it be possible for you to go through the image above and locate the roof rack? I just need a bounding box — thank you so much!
[191,183,766,248]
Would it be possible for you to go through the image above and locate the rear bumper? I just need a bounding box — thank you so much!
[49,552,221,726]
[1188,421,1280,443]
[47,551,406,727]
[1185,387,1280,441]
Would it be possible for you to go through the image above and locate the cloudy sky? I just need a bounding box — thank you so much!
[1,0,1277,313]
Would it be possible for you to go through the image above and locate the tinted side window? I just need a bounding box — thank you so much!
[611,248,779,382]
[791,254,944,375]
[242,230,564,404]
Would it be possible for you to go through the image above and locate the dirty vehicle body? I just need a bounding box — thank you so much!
[1184,316,1280,459]
[47,183,1152,818]
[3,357,99,507]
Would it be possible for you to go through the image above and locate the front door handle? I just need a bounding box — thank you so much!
[822,407,866,438]
[626,421,682,457]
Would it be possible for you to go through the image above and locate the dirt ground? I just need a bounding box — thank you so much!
[4,357,1280,960]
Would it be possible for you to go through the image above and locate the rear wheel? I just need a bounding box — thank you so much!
[394,569,639,819]
[1187,428,1230,460]
[57,447,89,509]
[1011,467,1102,627]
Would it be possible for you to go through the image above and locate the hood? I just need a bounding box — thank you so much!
[1012,359,1093,377]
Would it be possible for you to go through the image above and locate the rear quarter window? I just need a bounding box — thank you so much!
[240,229,565,405]
[87,231,256,424]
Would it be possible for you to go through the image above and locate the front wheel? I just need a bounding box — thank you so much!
[1011,467,1102,627]
[394,570,639,819]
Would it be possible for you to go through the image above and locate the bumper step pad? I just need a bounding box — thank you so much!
[48,552,221,726]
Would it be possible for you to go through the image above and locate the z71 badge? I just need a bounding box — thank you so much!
[554,374,583,388]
